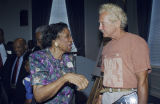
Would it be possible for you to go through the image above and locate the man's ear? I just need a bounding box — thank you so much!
[116,20,121,27]
[115,20,121,28]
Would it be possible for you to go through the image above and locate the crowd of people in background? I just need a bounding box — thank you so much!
[0,22,89,104]
[0,25,49,104]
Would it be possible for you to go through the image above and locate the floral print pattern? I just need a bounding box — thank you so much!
[29,48,75,104]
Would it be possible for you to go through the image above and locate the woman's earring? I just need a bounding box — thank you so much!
[55,42,58,47]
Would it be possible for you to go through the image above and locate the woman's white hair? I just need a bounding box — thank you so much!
[99,3,127,29]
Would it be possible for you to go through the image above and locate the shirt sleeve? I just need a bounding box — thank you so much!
[0,44,7,64]
[29,53,50,85]
[23,77,33,99]
[131,37,151,73]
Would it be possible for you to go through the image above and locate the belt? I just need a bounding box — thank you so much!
[100,87,137,93]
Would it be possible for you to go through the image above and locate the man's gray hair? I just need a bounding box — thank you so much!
[35,25,50,33]
[99,3,127,29]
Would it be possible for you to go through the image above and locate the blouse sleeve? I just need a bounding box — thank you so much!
[29,52,50,85]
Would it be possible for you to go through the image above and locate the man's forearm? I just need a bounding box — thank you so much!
[137,78,148,104]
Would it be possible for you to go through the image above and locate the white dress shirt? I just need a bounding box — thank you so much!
[0,43,7,65]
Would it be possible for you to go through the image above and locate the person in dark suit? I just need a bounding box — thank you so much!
[2,38,28,104]
[0,79,9,104]
[0,28,7,70]
[0,28,8,104]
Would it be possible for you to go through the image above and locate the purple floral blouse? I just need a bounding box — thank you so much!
[29,48,75,104]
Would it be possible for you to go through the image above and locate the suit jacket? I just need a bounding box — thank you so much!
[2,54,28,104]
[32,46,41,52]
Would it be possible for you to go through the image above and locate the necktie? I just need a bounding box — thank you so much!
[0,53,3,69]
[11,57,20,85]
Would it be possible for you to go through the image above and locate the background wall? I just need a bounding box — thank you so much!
[84,0,106,61]
[0,0,32,43]
[126,0,139,34]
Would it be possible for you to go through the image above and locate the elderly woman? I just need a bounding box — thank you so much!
[29,22,88,104]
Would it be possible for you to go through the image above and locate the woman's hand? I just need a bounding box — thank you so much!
[63,73,89,90]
